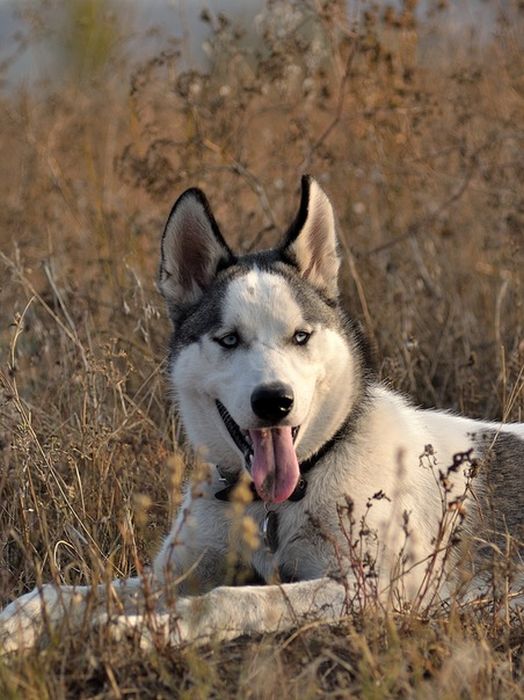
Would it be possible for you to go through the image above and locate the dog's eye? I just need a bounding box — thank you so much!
[215,332,239,349]
[293,330,311,346]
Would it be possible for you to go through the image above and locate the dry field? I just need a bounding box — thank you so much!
[0,1,523,697]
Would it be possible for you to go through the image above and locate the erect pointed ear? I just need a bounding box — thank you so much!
[159,188,235,319]
[280,176,340,299]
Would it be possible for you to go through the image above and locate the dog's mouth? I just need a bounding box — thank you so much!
[216,400,300,504]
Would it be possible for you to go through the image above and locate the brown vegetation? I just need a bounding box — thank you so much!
[0,1,523,696]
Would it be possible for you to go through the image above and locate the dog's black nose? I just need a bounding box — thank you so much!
[251,383,294,423]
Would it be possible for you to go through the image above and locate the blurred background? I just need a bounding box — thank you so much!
[0,1,512,87]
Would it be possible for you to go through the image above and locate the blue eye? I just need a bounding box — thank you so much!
[215,332,240,349]
[293,330,311,346]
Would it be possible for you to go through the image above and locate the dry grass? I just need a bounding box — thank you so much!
[0,1,523,696]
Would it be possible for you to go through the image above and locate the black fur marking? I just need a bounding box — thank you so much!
[169,284,227,353]
[278,562,301,583]
[280,175,311,254]
[349,318,377,380]
[474,430,524,553]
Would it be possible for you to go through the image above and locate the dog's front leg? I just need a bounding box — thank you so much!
[106,577,348,648]
[154,478,260,594]
[173,577,348,644]
[0,577,146,653]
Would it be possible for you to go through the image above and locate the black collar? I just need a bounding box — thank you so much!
[214,422,346,503]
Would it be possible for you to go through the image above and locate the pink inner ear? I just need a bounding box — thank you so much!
[302,217,332,280]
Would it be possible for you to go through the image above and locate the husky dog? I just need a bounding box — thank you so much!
[1,176,523,652]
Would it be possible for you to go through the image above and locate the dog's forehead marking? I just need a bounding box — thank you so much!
[222,269,303,338]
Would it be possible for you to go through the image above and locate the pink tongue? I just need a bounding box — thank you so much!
[249,427,300,503]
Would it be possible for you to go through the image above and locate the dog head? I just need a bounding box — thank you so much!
[159,176,368,503]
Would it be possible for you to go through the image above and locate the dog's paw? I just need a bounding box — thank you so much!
[0,584,89,653]
[91,597,211,649]
[0,585,59,653]
[91,599,195,649]
[92,610,172,649]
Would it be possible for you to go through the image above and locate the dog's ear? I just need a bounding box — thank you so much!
[159,188,235,319]
[280,176,340,299]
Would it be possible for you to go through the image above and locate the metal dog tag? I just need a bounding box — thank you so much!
[262,510,279,553]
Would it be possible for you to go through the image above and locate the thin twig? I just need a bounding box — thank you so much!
[363,142,490,258]
[300,39,359,173]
